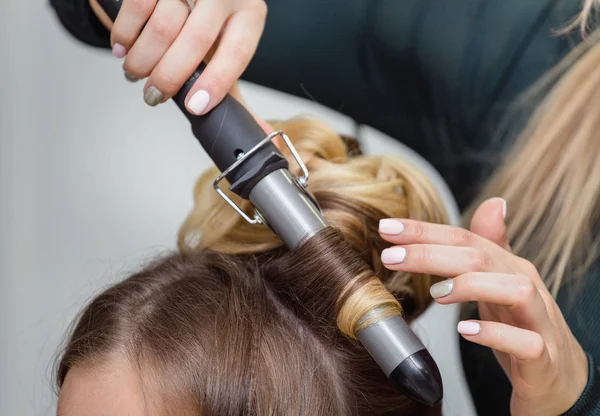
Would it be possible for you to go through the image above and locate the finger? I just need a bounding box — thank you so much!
[470,197,511,251]
[431,273,552,335]
[123,0,189,83]
[378,218,513,262]
[144,0,228,104]
[381,244,512,277]
[111,0,157,58]
[185,6,267,115]
[458,320,551,382]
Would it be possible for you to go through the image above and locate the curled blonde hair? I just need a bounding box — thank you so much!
[178,116,449,319]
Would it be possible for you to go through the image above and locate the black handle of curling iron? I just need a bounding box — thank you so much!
[98,0,288,198]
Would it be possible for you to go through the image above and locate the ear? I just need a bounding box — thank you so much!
[469,197,511,251]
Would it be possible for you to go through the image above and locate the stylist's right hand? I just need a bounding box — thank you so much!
[90,0,267,115]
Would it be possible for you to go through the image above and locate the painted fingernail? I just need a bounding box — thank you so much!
[144,86,163,106]
[430,279,454,298]
[381,247,406,264]
[457,321,480,335]
[187,89,211,115]
[112,43,127,59]
[124,71,139,82]
[379,219,404,235]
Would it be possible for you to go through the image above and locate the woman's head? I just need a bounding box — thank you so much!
[178,116,448,315]
[56,117,449,415]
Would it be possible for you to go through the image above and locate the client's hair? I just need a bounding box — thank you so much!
[55,117,449,415]
[178,117,448,317]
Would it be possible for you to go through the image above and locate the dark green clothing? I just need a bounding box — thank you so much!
[48,1,600,414]
[243,0,580,208]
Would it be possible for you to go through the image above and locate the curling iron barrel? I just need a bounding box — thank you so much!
[97,0,442,406]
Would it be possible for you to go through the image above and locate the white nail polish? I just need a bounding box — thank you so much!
[430,279,454,298]
[381,247,406,264]
[188,89,211,115]
[457,321,480,335]
[379,219,404,235]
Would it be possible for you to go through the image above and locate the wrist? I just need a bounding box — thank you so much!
[559,346,590,414]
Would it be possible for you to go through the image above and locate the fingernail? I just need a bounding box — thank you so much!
[500,198,507,219]
[187,89,211,115]
[457,321,480,335]
[112,43,127,59]
[144,86,163,106]
[124,71,139,82]
[379,219,404,235]
[430,279,454,298]
[381,247,406,264]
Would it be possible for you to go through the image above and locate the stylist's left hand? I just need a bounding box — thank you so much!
[91,0,267,115]
[378,198,589,416]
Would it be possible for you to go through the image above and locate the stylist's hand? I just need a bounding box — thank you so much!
[90,0,267,115]
[378,198,589,416]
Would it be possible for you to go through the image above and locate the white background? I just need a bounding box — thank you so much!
[0,2,475,415]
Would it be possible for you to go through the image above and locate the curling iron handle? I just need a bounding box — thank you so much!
[97,0,286,193]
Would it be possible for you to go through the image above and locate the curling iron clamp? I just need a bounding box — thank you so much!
[97,0,443,406]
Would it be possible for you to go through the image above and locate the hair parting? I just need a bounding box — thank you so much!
[56,116,449,415]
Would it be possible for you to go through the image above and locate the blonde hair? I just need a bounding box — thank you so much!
[468,4,600,297]
[559,0,600,37]
[178,116,449,329]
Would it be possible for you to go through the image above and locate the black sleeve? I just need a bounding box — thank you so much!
[242,0,577,208]
[49,0,578,208]
[563,353,600,416]
[49,0,111,48]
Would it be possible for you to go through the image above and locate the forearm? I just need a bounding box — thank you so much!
[563,353,600,416]
[49,0,110,48]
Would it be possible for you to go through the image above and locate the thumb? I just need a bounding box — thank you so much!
[470,197,511,251]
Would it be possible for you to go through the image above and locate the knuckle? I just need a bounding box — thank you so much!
[187,30,213,48]
[466,249,492,272]
[127,0,153,14]
[514,276,538,305]
[518,258,540,277]
[525,334,546,360]
[450,228,476,247]
[149,18,178,40]
[412,222,427,242]
[413,246,433,263]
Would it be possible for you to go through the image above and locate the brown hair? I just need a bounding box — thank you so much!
[55,117,449,414]
[178,116,449,316]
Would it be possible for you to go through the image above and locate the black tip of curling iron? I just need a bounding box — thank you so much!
[389,349,443,407]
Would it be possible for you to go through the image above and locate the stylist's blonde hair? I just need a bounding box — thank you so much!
[468,2,600,297]
[178,116,449,316]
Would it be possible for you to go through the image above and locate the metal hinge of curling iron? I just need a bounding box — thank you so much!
[212,130,313,225]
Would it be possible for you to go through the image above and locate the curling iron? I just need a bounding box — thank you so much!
[97,0,443,406]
